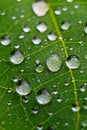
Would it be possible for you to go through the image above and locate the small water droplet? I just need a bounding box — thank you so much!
[16,80,31,96]
[66,55,80,69]
[81,119,87,127]
[61,21,71,30]
[36,22,47,33]
[14,44,20,49]
[1,35,11,46]
[80,86,86,92]
[37,125,43,130]
[66,0,73,2]
[48,32,57,41]
[35,59,40,64]
[13,76,19,83]
[23,25,31,32]
[46,54,62,72]
[36,64,44,73]
[71,104,80,112]
[84,53,87,59]
[36,89,52,105]
[10,50,24,64]
[32,1,49,17]
[32,36,41,45]
[19,34,24,39]
[54,9,62,15]
[57,97,63,102]
[32,107,38,114]
[84,25,87,34]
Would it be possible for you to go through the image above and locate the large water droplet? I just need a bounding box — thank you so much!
[36,89,52,105]
[46,54,62,72]
[66,55,80,69]
[23,25,31,32]
[1,35,11,46]
[32,1,49,17]
[16,80,31,96]
[36,64,44,73]
[61,21,71,30]
[10,50,24,64]
[36,22,47,33]
[32,36,41,45]
[48,32,57,41]
[81,119,87,127]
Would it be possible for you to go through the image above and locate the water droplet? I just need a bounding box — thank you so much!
[19,34,24,39]
[80,86,86,92]
[46,54,62,72]
[23,25,31,32]
[57,97,63,102]
[81,119,87,127]
[14,44,20,49]
[84,25,87,34]
[66,0,73,2]
[54,9,62,15]
[1,35,11,46]
[36,89,52,105]
[32,36,41,45]
[84,54,87,59]
[61,21,71,30]
[16,80,31,96]
[10,50,24,64]
[48,32,57,41]
[37,125,43,130]
[71,104,80,112]
[36,22,47,33]
[13,76,19,83]
[32,1,49,17]
[35,59,40,64]
[32,107,38,114]
[66,55,80,69]
[36,64,44,73]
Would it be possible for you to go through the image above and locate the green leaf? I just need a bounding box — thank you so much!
[0,0,87,130]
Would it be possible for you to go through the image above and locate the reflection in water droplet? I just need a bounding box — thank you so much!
[23,25,31,32]
[32,1,49,17]
[36,22,47,33]
[36,64,44,73]
[71,104,80,112]
[81,119,87,127]
[1,35,11,46]
[10,50,24,64]
[66,55,80,69]
[16,80,31,96]
[32,36,41,45]
[48,32,57,41]
[36,89,52,105]
[61,21,71,30]
[46,54,62,72]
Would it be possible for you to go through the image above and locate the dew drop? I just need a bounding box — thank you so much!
[36,89,52,105]
[54,9,62,15]
[66,55,80,69]
[1,35,11,46]
[66,0,73,2]
[35,59,40,64]
[32,36,41,45]
[48,32,57,41]
[81,119,87,127]
[32,107,38,114]
[10,50,24,64]
[84,25,87,34]
[46,54,62,72]
[61,21,71,30]
[18,34,24,39]
[13,76,19,83]
[16,80,31,96]
[23,25,31,32]
[36,64,44,73]
[71,104,80,112]
[84,54,87,59]
[80,86,86,92]
[32,1,49,17]
[36,22,47,33]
